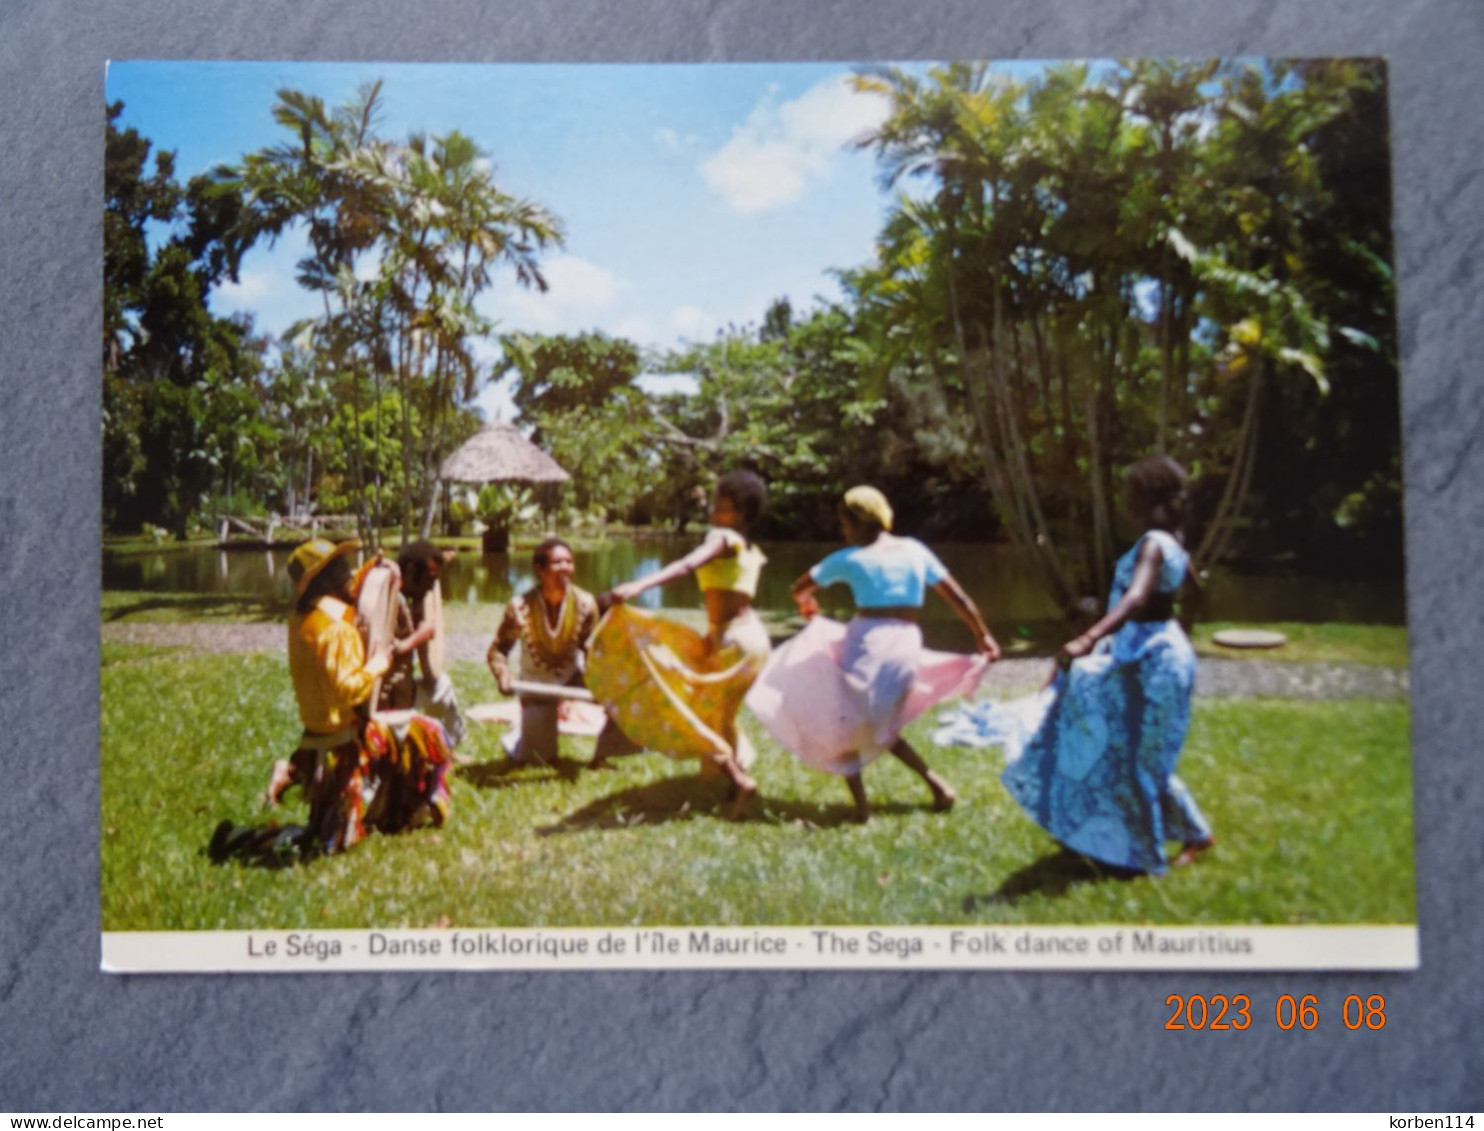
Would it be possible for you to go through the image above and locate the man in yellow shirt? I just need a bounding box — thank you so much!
[267,538,452,855]
[287,539,391,736]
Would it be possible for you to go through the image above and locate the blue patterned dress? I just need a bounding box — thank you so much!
[997,530,1211,873]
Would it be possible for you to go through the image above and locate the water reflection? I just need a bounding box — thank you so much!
[101,535,1405,628]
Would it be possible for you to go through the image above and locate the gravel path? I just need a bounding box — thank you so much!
[103,623,1409,701]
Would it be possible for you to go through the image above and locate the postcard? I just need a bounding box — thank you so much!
[100,57,1414,972]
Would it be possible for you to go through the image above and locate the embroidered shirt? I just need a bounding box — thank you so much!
[489,585,601,685]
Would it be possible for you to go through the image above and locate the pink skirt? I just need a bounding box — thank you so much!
[746,616,986,776]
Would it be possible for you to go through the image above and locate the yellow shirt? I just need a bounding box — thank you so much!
[694,528,766,597]
[288,596,389,734]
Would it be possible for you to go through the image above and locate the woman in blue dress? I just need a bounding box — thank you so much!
[998,455,1214,873]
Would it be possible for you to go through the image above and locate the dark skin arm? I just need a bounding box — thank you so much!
[396,620,437,657]
[605,532,733,603]
[790,571,822,617]
[932,575,1002,660]
[1059,537,1164,664]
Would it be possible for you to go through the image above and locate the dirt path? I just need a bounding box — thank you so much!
[102,623,1409,701]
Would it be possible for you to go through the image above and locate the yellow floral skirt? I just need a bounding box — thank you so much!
[586,604,769,763]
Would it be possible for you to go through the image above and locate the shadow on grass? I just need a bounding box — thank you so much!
[961,848,1139,912]
[205,819,310,870]
[457,756,586,789]
[537,775,931,836]
[103,594,289,623]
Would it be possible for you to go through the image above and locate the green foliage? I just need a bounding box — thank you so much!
[475,483,536,529]
[500,332,666,521]
[104,63,1399,586]
[207,85,564,543]
[104,103,270,537]
[846,59,1398,600]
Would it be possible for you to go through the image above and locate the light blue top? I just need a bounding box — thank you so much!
[810,536,949,608]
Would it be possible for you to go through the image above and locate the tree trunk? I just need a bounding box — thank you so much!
[1197,356,1265,567]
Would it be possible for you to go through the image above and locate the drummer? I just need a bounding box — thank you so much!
[487,537,601,764]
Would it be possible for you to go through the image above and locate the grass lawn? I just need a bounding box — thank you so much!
[101,591,1409,670]
[101,590,805,641]
[101,646,1416,932]
[1191,622,1409,667]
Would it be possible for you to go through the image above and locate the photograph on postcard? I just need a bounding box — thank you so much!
[100,58,1415,971]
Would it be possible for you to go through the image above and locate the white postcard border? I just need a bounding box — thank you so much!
[101,924,1418,973]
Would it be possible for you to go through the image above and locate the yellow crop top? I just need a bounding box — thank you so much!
[694,527,766,597]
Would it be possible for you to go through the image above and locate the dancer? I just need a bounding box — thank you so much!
[588,470,770,813]
[945,456,1213,873]
[487,537,603,765]
[763,486,1000,823]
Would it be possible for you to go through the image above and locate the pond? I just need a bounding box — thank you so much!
[102,534,1406,636]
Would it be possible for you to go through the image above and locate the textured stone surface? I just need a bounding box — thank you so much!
[3,0,1480,1111]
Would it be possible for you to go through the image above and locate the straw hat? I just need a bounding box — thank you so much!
[286,537,360,597]
[842,485,893,532]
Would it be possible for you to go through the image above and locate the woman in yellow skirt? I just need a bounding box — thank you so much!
[590,470,770,814]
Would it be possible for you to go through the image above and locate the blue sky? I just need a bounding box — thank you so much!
[107,60,1046,419]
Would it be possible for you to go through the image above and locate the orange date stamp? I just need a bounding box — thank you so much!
[1164,993,1388,1030]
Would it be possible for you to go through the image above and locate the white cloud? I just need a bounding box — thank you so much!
[779,75,893,149]
[610,306,720,349]
[213,268,274,307]
[700,76,889,214]
[487,254,628,334]
[635,371,700,397]
[353,248,384,284]
[613,315,655,343]
[668,304,717,341]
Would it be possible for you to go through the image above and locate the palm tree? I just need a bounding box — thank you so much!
[218,81,392,541]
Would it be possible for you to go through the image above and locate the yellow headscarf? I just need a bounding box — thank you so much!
[842,486,893,532]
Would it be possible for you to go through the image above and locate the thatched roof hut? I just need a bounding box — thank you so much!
[438,422,570,486]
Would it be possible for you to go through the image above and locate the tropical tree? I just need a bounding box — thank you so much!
[224,86,565,543]
[104,102,268,537]
[500,331,660,521]
[847,59,1396,608]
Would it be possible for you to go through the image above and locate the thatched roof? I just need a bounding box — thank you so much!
[438,422,571,486]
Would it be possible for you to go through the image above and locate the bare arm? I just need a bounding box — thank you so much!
[791,570,822,618]
[932,576,1001,660]
[1060,539,1163,663]
[606,531,733,603]
[398,620,437,657]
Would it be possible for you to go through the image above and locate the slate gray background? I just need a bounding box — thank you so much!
[2,0,1480,1112]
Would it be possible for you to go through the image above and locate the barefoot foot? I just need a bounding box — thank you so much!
[263,760,294,809]
[926,772,957,812]
[727,774,757,820]
[1173,836,1215,867]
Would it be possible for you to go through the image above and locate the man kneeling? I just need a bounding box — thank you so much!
[265,537,453,856]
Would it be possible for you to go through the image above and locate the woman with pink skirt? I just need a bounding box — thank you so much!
[748,486,1000,822]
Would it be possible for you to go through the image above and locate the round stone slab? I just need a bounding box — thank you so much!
[1212,628,1289,649]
